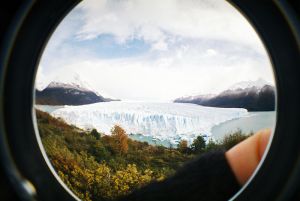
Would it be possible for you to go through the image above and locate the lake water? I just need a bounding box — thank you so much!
[128,133,174,147]
[130,111,276,146]
[35,105,65,113]
[211,111,276,141]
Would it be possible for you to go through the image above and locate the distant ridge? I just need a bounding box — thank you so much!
[36,81,119,105]
[174,79,275,111]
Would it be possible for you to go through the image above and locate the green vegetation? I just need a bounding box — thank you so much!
[36,110,252,201]
[204,129,253,152]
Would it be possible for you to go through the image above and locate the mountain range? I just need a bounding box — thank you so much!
[36,81,119,105]
[174,79,276,111]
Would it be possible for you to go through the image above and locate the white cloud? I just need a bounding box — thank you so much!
[205,49,218,57]
[35,65,49,90]
[40,46,274,102]
[36,0,275,102]
[76,0,266,53]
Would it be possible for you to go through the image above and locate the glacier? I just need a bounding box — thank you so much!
[36,102,248,145]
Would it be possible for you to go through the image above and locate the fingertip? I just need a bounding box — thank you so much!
[225,129,272,185]
[257,129,272,159]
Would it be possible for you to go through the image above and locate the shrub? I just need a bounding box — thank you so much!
[178,140,189,154]
[191,135,206,154]
[221,129,253,150]
[90,128,101,140]
[111,125,129,155]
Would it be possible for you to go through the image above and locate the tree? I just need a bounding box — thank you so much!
[191,135,206,154]
[90,128,101,140]
[111,125,129,155]
[221,129,252,150]
[204,139,220,152]
[89,140,111,162]
[178,140,188,153]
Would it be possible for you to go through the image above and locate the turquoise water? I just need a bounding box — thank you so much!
[35,105,65,113]
[130,111,276,146]
[128,134,175,148]
[211,111,276,140]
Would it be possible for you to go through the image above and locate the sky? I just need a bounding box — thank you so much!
[36,0,275,102]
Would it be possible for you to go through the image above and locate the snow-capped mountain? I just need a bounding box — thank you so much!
[176,94,215,102]
[47,81,91,91]
[35,74,119,105]
[229,78,271,90]
[37,102,248,145]
[174,79,275,111]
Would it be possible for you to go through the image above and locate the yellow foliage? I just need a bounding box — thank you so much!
[55,159,156,200]
[111,125,129,155]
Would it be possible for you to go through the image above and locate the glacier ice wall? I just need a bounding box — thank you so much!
[38,102,248,145]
